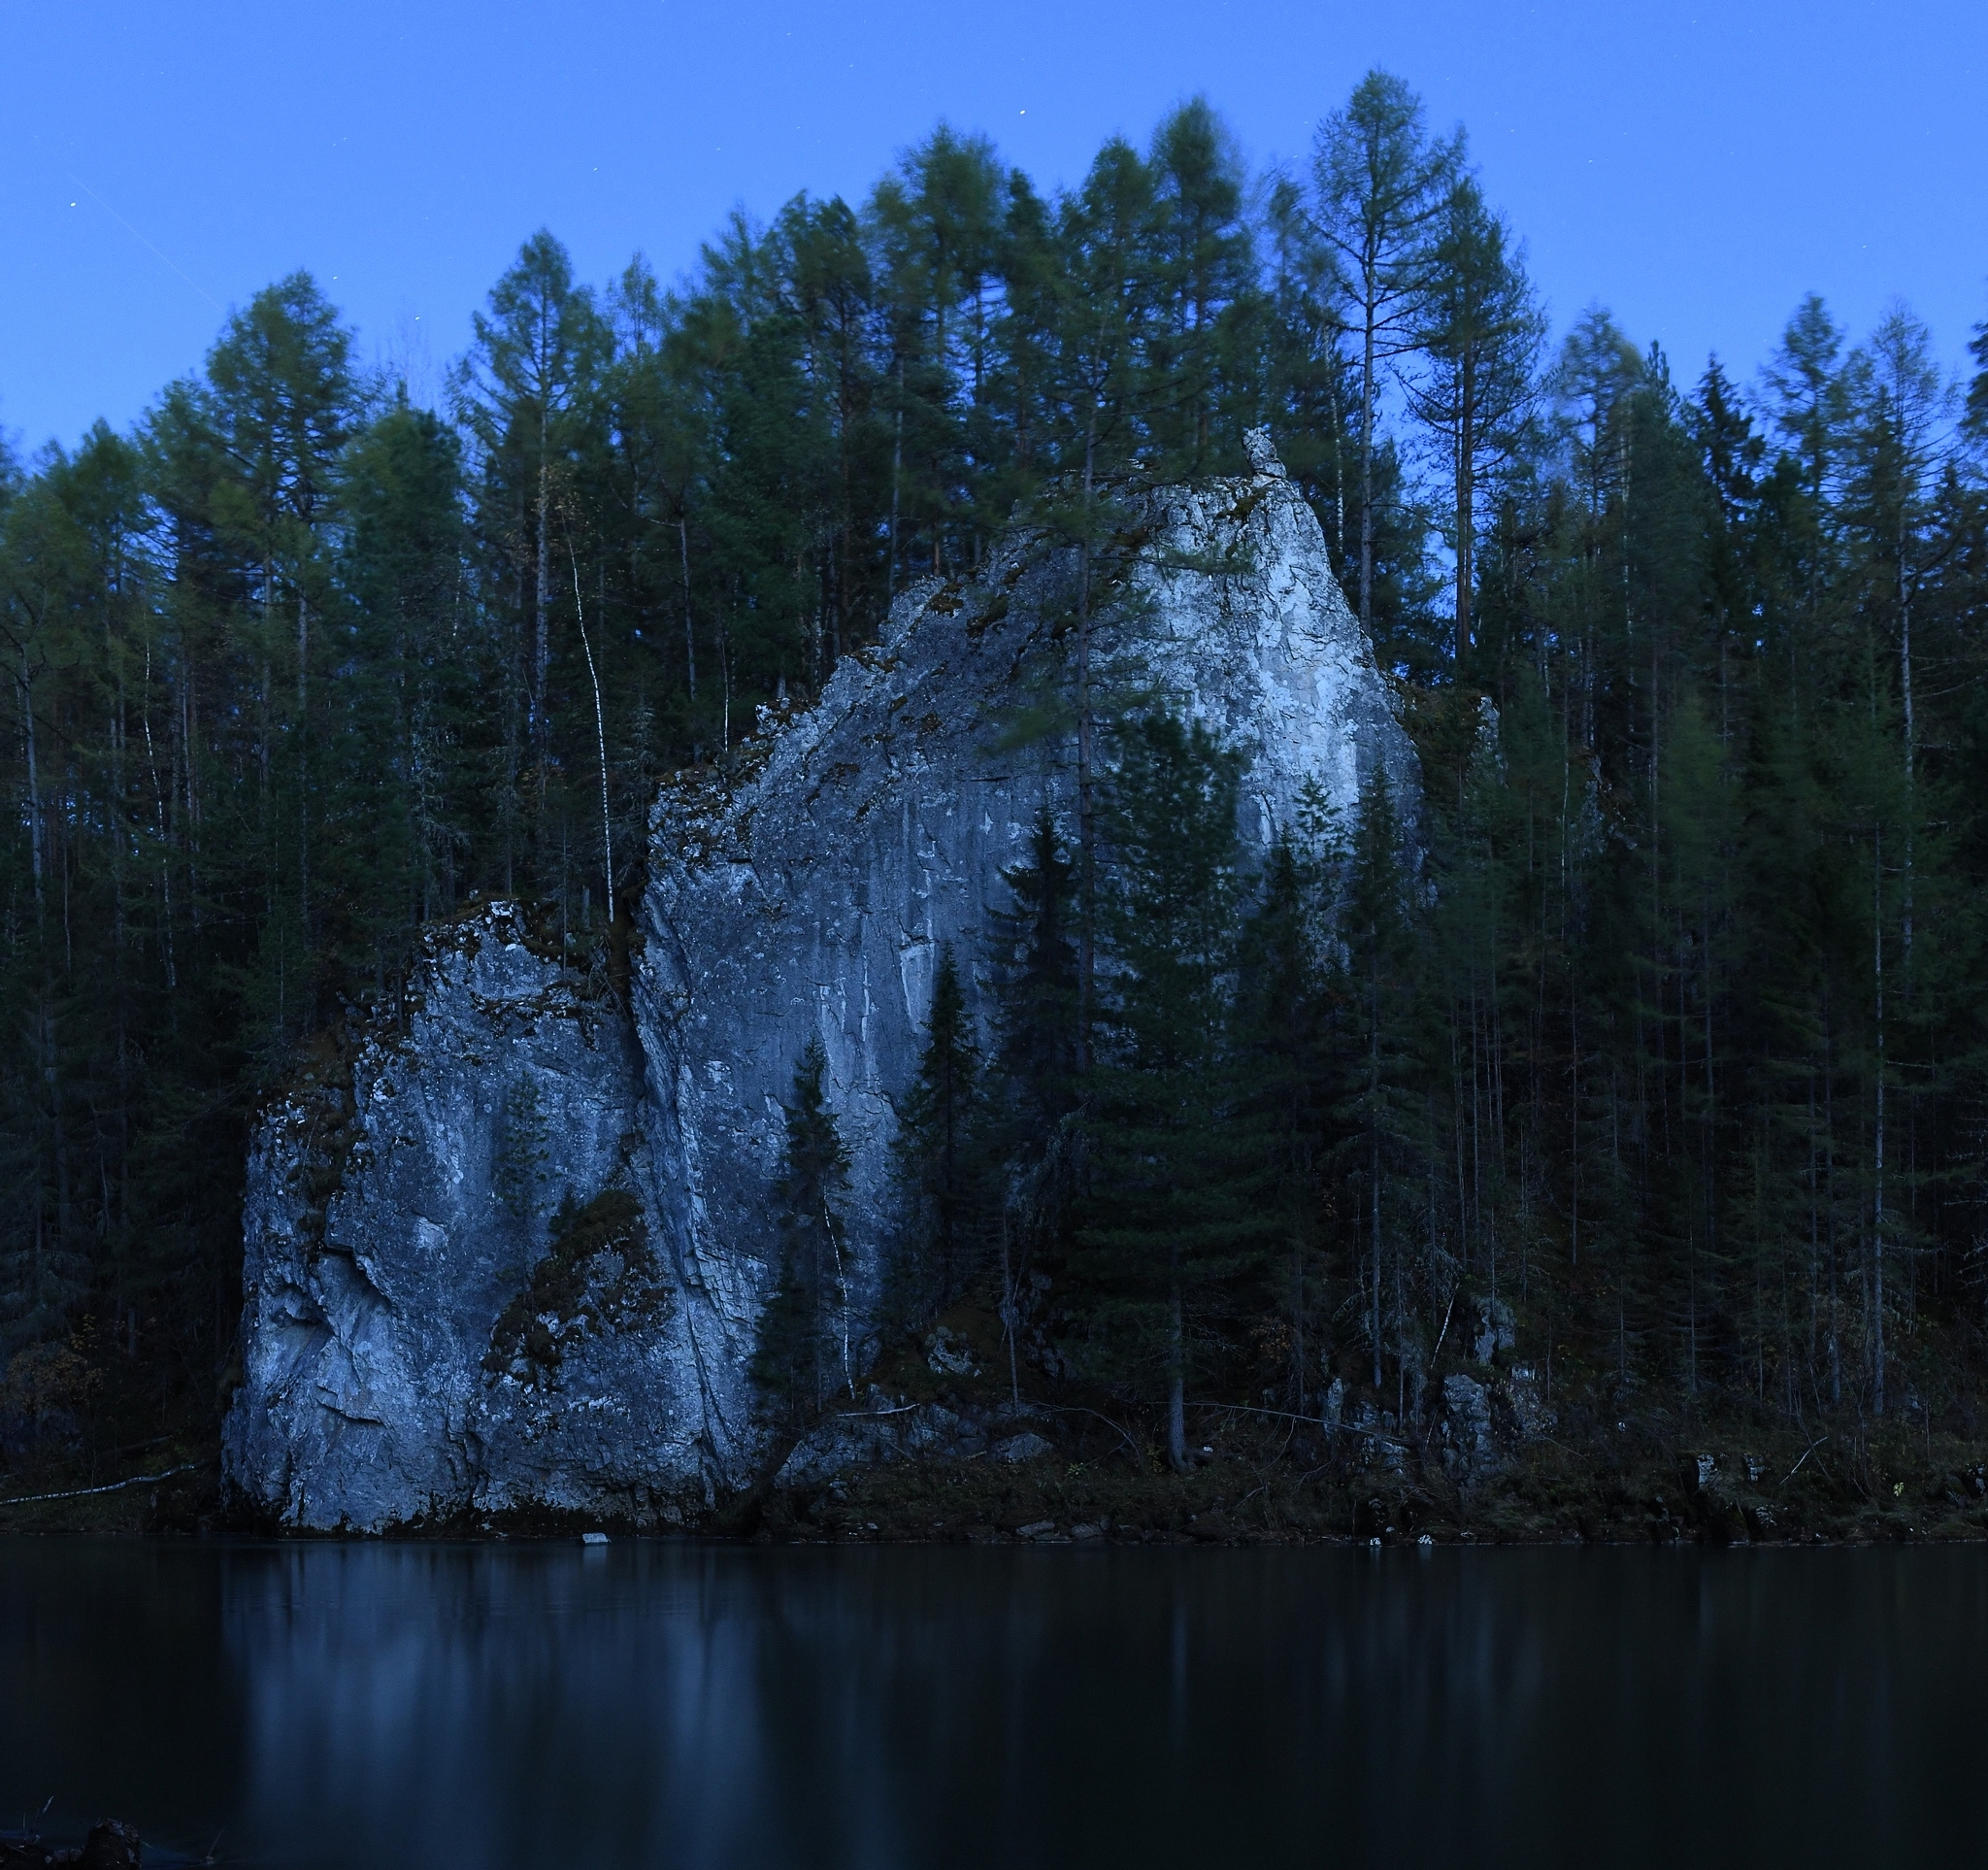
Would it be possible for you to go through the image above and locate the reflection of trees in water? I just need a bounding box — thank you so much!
[153,1545,1986,1869]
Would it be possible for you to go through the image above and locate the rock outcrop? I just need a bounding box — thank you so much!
[221,905,682,1530]
[223,440,1420,1530]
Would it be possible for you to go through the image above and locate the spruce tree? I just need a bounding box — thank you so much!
[982,808,1083,1390]
[1965,307,1988,448]
[1077,715,1276,1469]
[987,808,1081,1145]
[753,1039,855,1426]
[889,945,991,1329]
[1233,835,1333,1412]
[1330,767,1422,1402]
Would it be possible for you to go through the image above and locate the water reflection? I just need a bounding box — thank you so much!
[2,1540,1982,1866]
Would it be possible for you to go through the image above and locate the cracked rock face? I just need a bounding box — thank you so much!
[224,446,1420,1530]
[221,907,677,1531]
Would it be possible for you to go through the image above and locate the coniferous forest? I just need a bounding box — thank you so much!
[8,71,1988,1521]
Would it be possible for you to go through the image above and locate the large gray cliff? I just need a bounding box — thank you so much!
[223,444,1421,1530]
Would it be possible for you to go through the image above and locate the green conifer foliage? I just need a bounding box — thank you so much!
[1406,174,1543,665]
[1966,308,1988,449]
[753,1039,855,1426]
[455,231,613,892]
[1142,99,1260,480]
[328,399,471,979]
[1329,767,1425,1401]
[11,80,1988,1467]
[1233,836,1334,1411]
[1310,70,1462,634]
[869,126,1006,583]
[1077,716,1276,1468]
[987,809,1081,1144]
[494,1077,552,1221]
[889,945,992,1330]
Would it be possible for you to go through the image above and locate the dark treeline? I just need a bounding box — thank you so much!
[6,71,1988,1467]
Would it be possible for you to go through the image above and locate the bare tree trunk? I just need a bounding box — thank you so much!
[887,358,904,598]
[19,643,45,910]
[1168,1273,1188,1473]
[1000,1216,1022,1410]
[569,551,614,923]
[140,646,177,990]
[1359,288,1376,630]
[1076,407,1100,1076]
[1371,961,1383,1391]
[1454,369,1475,661]
[296,586,309,977]
[534,388,552,837]
[1897,423,1915,969]
[18,644,70,1299]
[1872,827,1886,1417]
[678,516,697,704]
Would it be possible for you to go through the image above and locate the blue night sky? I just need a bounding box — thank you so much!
[5,0,1983,452]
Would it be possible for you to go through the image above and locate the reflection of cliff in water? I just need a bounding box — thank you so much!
[3,1541,1979,1866]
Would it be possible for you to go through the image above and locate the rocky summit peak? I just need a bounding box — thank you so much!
[1243,424,1288,478]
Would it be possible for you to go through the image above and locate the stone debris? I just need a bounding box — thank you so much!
[992,1431,1053,1464]
[925,1325,978,1379]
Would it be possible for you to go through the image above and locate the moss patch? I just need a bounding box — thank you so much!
[482,1189,669,1389]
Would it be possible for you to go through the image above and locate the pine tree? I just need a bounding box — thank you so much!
[869,126,1006,584]
[1143,99,1259,479]
[149,273,358,1053]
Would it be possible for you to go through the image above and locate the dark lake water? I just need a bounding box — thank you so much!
[2,1538,1983,1868]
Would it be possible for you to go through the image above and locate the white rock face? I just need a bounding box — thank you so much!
[221,906,683,1530]
[223,446,1420,1529]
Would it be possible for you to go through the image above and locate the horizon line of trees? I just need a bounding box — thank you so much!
[7,70,1988,1459]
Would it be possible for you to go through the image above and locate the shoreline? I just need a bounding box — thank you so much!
[5,1432,1986,1547]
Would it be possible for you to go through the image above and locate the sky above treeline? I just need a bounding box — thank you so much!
[5,0,1984,453]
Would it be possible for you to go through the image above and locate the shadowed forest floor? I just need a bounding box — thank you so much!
[5,1416,1983,1547]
